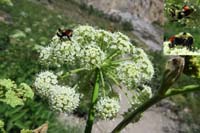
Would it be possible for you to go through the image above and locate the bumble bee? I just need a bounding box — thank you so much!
[168,32,193,50]
[56,28,73,41]
[168,5,194,20]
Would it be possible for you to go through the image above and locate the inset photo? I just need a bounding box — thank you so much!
[163,32,200,55]
[164,0,200,55]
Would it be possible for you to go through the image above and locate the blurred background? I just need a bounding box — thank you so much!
[0,0,200,132]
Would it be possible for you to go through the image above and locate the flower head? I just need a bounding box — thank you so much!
[72,25,96,45]
[138,85,152,103]
[39,46,57,66]
[110,32,132,53]
[116,48,154,88]
[95,97,120,120]
[79,44,106,69]
[131,85,152,109]
[34,71,58,97]
[95,29,114,48]
[49,85,81,113]
[39,38,80,67]
[52,40,80,64]
[36,25,155,117]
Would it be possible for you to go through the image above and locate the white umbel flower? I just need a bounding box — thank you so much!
[133,48,154,80]
[110,32,132,53]
[138,85,152,103]
[96,29,114,47]
[72,25,96,45]
[49,85,80,113]
[94,97,120,120]
[34,71,58,97]
[39,46,53,65]
[79,44,106,69]
[117,61,141,87]
[53,40,80,64]
[116,48,154,88]
[131,85,152,109]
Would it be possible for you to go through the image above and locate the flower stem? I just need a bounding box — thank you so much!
[100,70,106,97]
[164,85,200,98]
[111,95,162,133]
[111,57,186,132]
[61,68,88,79]
[85,68,100,133]
[111,84,200,133]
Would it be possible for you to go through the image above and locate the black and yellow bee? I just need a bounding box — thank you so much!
[168,5,194,20]
[56,28,73,41]
[168,32,193,51]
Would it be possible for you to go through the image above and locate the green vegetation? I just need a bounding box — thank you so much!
[0,0,145,132]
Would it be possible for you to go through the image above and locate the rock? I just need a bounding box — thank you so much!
[74,0,163,50]
[82,0,164,24]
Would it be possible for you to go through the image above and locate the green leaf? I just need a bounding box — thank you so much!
[10,109,28,122]
[14,120,27,129]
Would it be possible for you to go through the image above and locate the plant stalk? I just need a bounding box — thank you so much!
[164,85,200,98]
[111,95,162,133]
[111,57,197,132]
[84,69,100,133]
[112,84,200,133]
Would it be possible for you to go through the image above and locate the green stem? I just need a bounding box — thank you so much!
[85,69,100,133]
[100,70,106,96]
[164,85,200,98]
[112,84,200,133]
[112,95,162,133]
[61,68,87,79]
[112,57,187,132]
[103,51,121,66]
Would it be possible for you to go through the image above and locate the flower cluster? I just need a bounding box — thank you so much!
[34,71,81,113]
[137,85,152,103]
[36,25,154,119]
[34,71,58,98]
[163,41,200,55]
[94,97,120,120]
[116,48,154,88]
[53,40,80,65]
[73,25,96,45]
[49,85,81,113]
[39,25,149,69]
[131,85,152,109]
[39,36,80,67]
[117,61,141,87]
[39,46,53,65]
[79,44,106,69]
[110,32,132,53]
